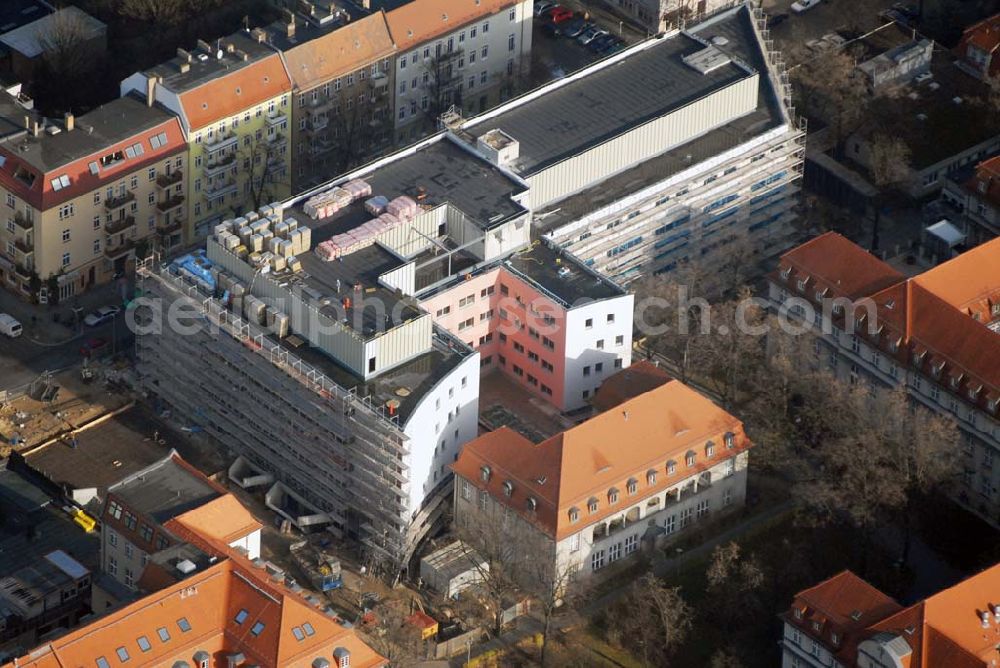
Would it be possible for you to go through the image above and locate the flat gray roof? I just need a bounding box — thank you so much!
[0,7,104,59]
[464,25,752,176]
[505,241,626,306]
[0,467,100,577]
[147,31,277,93]
[536,6,788,231]
[0,94,178,173]
[25,407,177,499]
[110,455,220,524]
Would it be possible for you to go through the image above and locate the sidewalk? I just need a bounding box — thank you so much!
[0,279,128,345]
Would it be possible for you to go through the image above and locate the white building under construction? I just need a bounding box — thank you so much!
[134,2,802,576]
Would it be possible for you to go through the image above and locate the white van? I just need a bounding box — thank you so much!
[0,313,23,338]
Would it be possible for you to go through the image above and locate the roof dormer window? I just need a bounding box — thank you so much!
[797,278,808,292]
[724,432,735,449]
[705,441,715,458]
[780,266,792,281]
[587,497,599,514]
[686,451,696,467]
[647,469,657,485]
[951,373,964,389]
[502,480,513,497]
[626,478,638,494]
[568,507,579,523]
[666,460,676,475]
[608,488,619,504]
[969,385,982,401]
[480,465,491,482]
[50,174,70,191]
[526,497,537,512]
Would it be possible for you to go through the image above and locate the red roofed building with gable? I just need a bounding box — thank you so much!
[768,232,1000,528]
[783,563,1000,668]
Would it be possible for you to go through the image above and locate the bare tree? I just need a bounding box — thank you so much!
[790,49,870,155]
[705,541,765,625]
[605,573,692,667]
[866,133,913,251]
[359,600,425,668]
[118,0,190,24]
[239,130,289,212]
[423,51,464,122]
[710,648,746,668]
[454,516,532,637]
[516,553,578,667]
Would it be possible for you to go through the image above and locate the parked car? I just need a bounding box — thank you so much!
[80,337,109,358]
[534,1,556,16]
[766,13,789,27]
[83,305,121,327]
[560,17,587,37]
[0,313,22,338]
[542,22,562,37]
[549,6,574,23]
[596,36,626,54]
[791,0,821,13]
[577,26,608,45]
[588,33,619,53]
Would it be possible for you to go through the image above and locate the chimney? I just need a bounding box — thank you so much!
[362,0,371,8]
[23,115,30,130]
[250,27,267,43]
[32,120,40,137]
[64,112,74,132]
[286,20,296,39]
[982,611,991,628]
[177,47,192,62]
[145,76,156,107]
[179,62,190,73]
[196,38,213,54]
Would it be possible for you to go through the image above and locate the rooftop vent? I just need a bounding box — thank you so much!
[711,35,729,46]
[476,129,519,168]
[176,559,197,574]
[682,46,731,75]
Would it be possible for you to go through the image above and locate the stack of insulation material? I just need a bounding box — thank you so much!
[364,195,389,216]
[386,195,418,221]
[314,241,340,261]
[343,179,372,200]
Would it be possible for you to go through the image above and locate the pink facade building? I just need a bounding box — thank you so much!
[420,242,633,412]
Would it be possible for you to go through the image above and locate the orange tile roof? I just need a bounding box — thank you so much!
[591,360,672,412]
[171,492,263,544]
[774,233,1000,413]
[453,379,750,540]
[959,13,1000,55]
[386,0,516,51]
[964,155,1000,209]
[786,571,903,663]
[3,556,386,668]
[282,12,396,91]
[775,231,906,301]
[178,53,292,130]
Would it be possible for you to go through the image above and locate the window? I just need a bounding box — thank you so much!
[156,626,170,642]
[459,294,475,307]
[625,534,639,554]
[62,252,71,267]
[136,636,151,653]
[508,34,516,51]
[234,609,249,625]
[97,659,110,668]
[108,530,118,546]
[596,339,604,350]
[696,499,710,518]
[140,524,153,543]
[251,621,266,637]
[481,45,489,58]
[303,622,316,636]
[461,479,472,501]
[609,542,621,562]
[686,451,696,467]
[116,647,130,662]
[107,555,117,575]
[583,366,591,377]
[124,568,134,587]
[666,460,676,475]
[591,549,605,571]
[59,205,74,221]
[177,617,191,632]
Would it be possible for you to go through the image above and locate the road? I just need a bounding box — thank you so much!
[0,286,133,392]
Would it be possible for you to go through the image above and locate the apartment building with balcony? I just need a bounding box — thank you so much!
[767,232,1000,527]
[266,6,397,191]
[385,0,533,144]
[0,94,185,301]
[456,4,805,284]
[781,563,1000,668]
[940,154,1000,244]
[452,374,752,584]
[121,31,293,242]
[101,452,261,593]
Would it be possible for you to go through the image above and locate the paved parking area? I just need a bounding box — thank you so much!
[762,0,901,64]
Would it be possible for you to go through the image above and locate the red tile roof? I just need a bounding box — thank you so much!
[452,379,750,540]
[774,233,1000,416]
[386,0,516,51]
[963,155,1000,209]
[178,53,292,130]
[591,360,672,412]
[959,13,1000,57]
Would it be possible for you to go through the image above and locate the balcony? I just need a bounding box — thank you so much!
[266,110,286,127]
[205,180,238,201]
[12,212,32,230]
[105,191,135,212]
[204,132,239,154]
[13,239,33,263]
[14,262,33,279]
[105,239,135,260]
[157,217,184,235]
[268,132,287,149]
[156,195,185,214]
[203,152,236,179]
[105,215,136,236]
[305,114,329,132]
[156,170,183,190]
